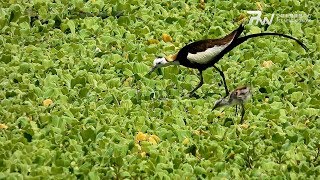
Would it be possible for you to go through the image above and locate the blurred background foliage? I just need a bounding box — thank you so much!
[0,0,319,179]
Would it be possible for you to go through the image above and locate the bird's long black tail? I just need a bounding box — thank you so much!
[233,24,245,40]
[235,32,308,51]
[210,32,308,66]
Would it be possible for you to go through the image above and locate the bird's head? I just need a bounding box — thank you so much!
[148,55,179,75]
[148,57,168,75]
[231,86,252,102]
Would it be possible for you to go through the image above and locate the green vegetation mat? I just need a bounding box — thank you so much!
[0,0,319,179]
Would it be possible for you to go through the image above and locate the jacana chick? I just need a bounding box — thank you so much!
[213,86,251,124]
[148,24,307,97]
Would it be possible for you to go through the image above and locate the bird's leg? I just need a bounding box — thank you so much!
[189,70,203,96]
[235,105,238,116]
[213,65,229,97]
[240,103,245,124]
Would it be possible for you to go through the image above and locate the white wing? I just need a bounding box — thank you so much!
[187,43,230,64]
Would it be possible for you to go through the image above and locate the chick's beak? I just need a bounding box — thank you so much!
[212,102,220,110]
[212,99,227,110]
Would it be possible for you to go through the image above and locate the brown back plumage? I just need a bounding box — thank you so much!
[185,28,241,54]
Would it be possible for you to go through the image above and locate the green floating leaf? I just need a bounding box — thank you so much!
[106,78,121,88]
[123,69,133,76]
[290,91,303,102]
[214,162,225,172]
[81,128,96,142]
[181,163,193,172]
[304,108,319,116]
[5,91,17,98]
[194,166,206,175]
[156,172,170,179]
[272,133,285,143]
[287,132,298,143]
[52,115,67,129]
[0,54,12,63]
[23,132,32,142]
[270,102,283,109]
[284,82,294,93]
[67,20,76,34]
[9,4,22,22]
[111,54,122,62]
[103,95,114,104]
[290,23,303,37]
[118,16,130,26]
[133,63,149,74]
[165,17,178,24]
[79,87,89,97]
[249,26,261,34]
[0,67,6,77]
[185,144,197,156]
[208,26,225,37]
[273,52,289,64]
[71,77,86,88]
[145,45,158,54]
[18,62,32,73]
[243,58,256,70]
[19,21,30,29]
[88,171,100,180]
[38,6,48,19]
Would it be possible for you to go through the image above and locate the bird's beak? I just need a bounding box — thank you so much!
[147,66,157,76]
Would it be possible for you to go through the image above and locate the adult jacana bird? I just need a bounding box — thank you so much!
[213,86,251,124]
[148,24,307,96]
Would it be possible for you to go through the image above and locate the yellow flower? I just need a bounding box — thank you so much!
[235,13,247,23]
[262,60,273,68]
[148,39,159,45]
[149,135,160,143]
[240,123,249,129]
[135,132,147,143]
[148,137,157,145]
[123,77,133,87]
[193,130,200,135]
[147,135,160,144]
[135,132,160,145]
[0,123,8,129]
[162,33,172,42]
[140,152,146,158]
[43,99,53,107]
[199,0,205,10]
[182,138,189,145]
[256,2,263,11]
[304,120,310,125]
[135,143,142,151]
[165,54,177,62]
